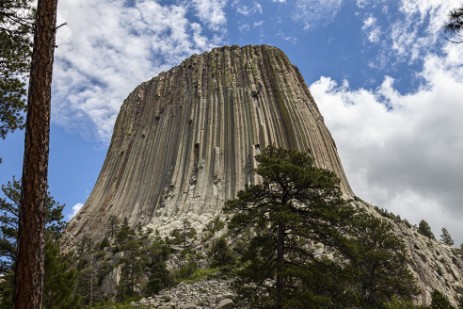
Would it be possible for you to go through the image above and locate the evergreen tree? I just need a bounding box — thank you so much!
[106,215,119,240]
[0,0,34,141]
[0,177,66,273]
[42,237,81,309]
[225,146,353,308]
[444,6,463,42]
[209,237,235,269]
[144,239,173,295]
[418,220,435,240]
[345,212,418,307]
[0,179,77,309]
[14,0,59,305]
[225,146,417,308]
[440,228,454,246]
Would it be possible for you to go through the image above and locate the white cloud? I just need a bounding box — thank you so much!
[238,23,251,32]
[362,16,381,43]
[192,0,228,31]
[387,1,458,62]
[232,0,263,16]
[54,0,225,141]
[68,202,84,220]
[271,0,286,3]
[310,44,463,243]
[293,0,342,30]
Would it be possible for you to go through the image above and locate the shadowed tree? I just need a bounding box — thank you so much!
[444,6,463,43]
[13,0,58,307]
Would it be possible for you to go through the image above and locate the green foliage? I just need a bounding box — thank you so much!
[430,290,455,309]
[345,212,418,306]
[202,216,225,241]
[0,177,66,273]
[43,236,81,309]
[382,295,417,309]
[209,237,235,269]
[418,220,435,240]
[0,184,77,309]
[0,0,34,140]
[106,215,120,240]
[75,220,173,305]
[168,220,197,246]
[444,6,463,42]
[440,228,455,246]
[225,146,418,308]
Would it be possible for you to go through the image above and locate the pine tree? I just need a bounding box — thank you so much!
[440,228,455,246]
[0,177,66,273]
[225,146,418,308]
[345,212,418,306]
[225,146,353,308]
[42,237,81,309]
[444,6,463,42]
[14,0,59,306]
[0,179,77,309]
[0,0,34,141]
[418,220,435,239]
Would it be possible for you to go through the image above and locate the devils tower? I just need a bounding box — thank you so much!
[67,45,353,238]
[66,45,463,304]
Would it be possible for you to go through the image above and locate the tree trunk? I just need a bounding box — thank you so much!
[276,223,285,309]
[13,0,58,308]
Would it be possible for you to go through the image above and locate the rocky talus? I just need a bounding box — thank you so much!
[132,279,235,309]
[66,45,463,305]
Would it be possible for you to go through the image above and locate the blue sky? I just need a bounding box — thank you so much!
[1,0,463,244]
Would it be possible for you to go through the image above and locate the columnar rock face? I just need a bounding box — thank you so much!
[67,45,353,238]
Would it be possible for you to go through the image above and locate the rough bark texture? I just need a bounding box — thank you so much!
[66,45,463,305]
[13,0,58,308]
[67,45,352,239]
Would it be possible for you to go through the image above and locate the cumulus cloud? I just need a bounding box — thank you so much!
[293,0,342,30]
[54,0,226,141]
[310,44,463,243]
[68,202,84,220]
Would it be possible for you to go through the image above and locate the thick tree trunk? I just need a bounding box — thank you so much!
[276,223,285,309]
[13,0,58,308]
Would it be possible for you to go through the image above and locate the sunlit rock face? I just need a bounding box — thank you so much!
[66,45,353,238]
[66,45,463,305]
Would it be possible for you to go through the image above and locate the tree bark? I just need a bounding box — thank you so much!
[13,0,58,308]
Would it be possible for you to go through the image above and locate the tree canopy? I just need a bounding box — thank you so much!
[444,6,463,43]
[225,146,417,309]
[0,0,34,140]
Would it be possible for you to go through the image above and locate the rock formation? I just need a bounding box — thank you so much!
[66,45,463,305]
[67,45,352,238]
